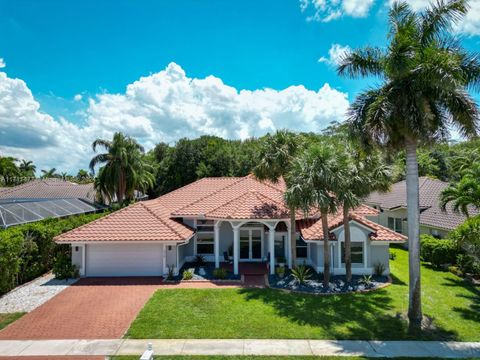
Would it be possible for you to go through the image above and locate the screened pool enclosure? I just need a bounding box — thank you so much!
[0,198,103,228]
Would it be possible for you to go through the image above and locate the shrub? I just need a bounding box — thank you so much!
[420,235,457,268]
[0,212,107,295]
[166,265,175,280]
[291,265,311,285]
[194,255,205,266]
[456,254,480,276]
[374,262,386,276]
[276,266,286,278]
[213,268,227,279]
[450,215,480,276]
[389,251,397,260]
[182,269,194,280]
[52,251,78,280]
[359,275,373,287]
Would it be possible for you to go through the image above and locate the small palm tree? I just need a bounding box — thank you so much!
[337,0,480,325]
[254,130,302,267]
[19,160,36,177]
[286,143,343,286]
[0,156,19,186]
[336,149,391,282]
[41,168,57,179]
[441,164,480,216]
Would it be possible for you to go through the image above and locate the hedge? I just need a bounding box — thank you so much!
[420,234,457,268]
[0,212,107,295]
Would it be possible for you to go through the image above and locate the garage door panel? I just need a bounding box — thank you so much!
[86,243,163,276]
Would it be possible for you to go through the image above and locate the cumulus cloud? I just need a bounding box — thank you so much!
[0,59,5,68]
[0,63,350,172]
[300,0,375,22]
[387,0,480,36]
[319,44,352,65]
[73,94,82,101]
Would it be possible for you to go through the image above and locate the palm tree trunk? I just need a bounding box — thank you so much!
[343,205,352,283]
[290,207,297,268]
[405,137,422,326]
[321,211,330,286]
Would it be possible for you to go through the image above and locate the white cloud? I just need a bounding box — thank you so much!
[0,58,5,68]
[73,94,82,101]
[387,0,480,36]
[301,0,375,22]
[0,63,350,173]
[319,43,352,65]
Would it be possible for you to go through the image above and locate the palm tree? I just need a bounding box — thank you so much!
[337,0,480,325]
[19,160,36,178]
[0,156,19,186]
[254,130,301,267]
[286,143,343,286]
[41,168,57,179]
[90,132,154,204]
[337,150,391,282]
[441,164,480,216]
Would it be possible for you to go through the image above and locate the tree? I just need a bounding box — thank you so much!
[441,163,480,216]
[76,169,90,181]
[0,156,19,186]
[19,160,36,178]
[337,149,391,282]
[337,0,480,325]
[41,168,57,179]
[286,143,343,285]
[89,132,154,204]
[254,130,302,267]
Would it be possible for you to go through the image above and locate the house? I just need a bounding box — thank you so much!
[55,175,406,277]
[365,177,478,239]
[0,179,103,228]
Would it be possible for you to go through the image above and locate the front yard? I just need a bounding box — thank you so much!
[127,247,480,341]
[0,313,24,331]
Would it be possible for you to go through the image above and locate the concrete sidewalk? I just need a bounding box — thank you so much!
[0,339,479,358]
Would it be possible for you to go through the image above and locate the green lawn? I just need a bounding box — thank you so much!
[126,247,479,341]
[0,313,24,331]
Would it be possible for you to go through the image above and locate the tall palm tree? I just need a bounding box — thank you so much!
[90,132,154,204]
[19,160,36,177]
[286,143,343,286]
[254,130,301,267]
[337,0,480,325]
[337,150,392,282]
[441,164,480,216]
[41,168,57,179]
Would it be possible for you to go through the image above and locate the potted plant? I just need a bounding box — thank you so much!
[276,265,286,278]
[276,256,286,267]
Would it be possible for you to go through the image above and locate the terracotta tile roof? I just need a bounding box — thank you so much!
[55,201,194,242]
[55,175,392,243]
[366,177,478,231]
[0,179,96,203]
[298,206,405,242]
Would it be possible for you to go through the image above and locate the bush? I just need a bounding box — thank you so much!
[374,262,386,276]
[291,265,311,285]
[420,235,457,268]
[52,249,78,280]
[450,215,480,276]
[389,251,397,260]
[456,254,480,276]
[213,268,227,279]
[276,266,286,278]
[0,212,107,295]
[166,265,175,280]
[182,269,194,280]
[194,255,205,266]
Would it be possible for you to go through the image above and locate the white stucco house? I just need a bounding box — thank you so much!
[55,175,406,277]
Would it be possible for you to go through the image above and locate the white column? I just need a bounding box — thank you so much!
[363,240,368,270]
[162,244,167,275]
[268,225,275,275]
[81,244,86,276]
[233,225,240,275]
[214,221,220,268]
[286,222,293,269]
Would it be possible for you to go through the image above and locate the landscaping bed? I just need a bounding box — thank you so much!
[268,270,390,295]
[174,262,241,281]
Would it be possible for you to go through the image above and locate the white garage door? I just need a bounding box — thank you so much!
[86,243,163,277]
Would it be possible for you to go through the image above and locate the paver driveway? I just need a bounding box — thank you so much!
[0,277,163,340]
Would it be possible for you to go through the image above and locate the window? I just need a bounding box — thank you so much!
[387,217,402,233]
[196,219,214,232]
[296,238,308,258]
[196,233,214,254]
[341,242,364,264]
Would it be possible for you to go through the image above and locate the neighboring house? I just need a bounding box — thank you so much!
[366,177,478,239]
[0,179,103,228]
[55,174,405,278]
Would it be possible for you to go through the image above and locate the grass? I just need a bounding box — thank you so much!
[110,357,478,360]
[0,312,25,331]
[126,247,480,341]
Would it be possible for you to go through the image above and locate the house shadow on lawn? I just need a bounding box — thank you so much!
[237,287,457,341]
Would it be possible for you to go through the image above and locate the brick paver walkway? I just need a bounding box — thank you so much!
[0,276,264,340]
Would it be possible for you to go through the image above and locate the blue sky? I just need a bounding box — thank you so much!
[0,0,479,172]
